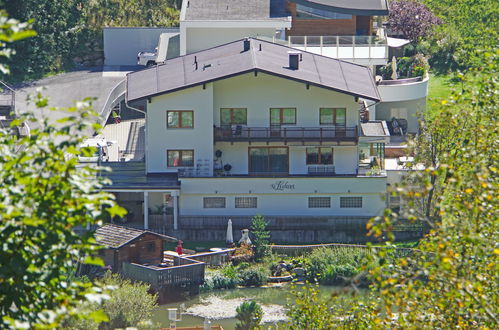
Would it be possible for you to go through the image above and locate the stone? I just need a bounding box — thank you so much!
[292,267,305,277]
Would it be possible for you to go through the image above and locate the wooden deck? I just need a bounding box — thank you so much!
[122,255,205,289]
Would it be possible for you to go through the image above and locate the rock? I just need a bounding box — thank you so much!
[94,58,104,66]
[292,267,305,277]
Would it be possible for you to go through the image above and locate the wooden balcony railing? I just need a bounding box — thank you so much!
[214,126,358,143]
[122,256,205,289]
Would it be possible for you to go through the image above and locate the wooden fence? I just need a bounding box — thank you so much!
[186,249,235,266]
[122,256,205,289]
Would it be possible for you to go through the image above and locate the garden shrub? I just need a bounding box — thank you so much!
[239,267,268,287]
[305,247,367,284]
[201,273,239,291]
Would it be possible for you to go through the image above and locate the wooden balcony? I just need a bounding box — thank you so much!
[122,256,205,289]
[214,126,358,143]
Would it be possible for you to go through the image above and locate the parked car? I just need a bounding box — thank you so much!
[137,33,173,67]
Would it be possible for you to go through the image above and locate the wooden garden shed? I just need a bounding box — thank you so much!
[95,224,177,272]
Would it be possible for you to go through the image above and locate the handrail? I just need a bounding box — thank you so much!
[377,76,424,85]
[99,79,126,126]
[214,125,358,142]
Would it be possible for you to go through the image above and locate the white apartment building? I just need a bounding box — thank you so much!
[100,0,427,240]
[104,38,389,233]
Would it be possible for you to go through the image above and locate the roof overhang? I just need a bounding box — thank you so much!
[180,19,292,29]
[290,0,389,16]
[127,68,381,103]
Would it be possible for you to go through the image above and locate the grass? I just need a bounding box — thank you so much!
[428,73,454,101]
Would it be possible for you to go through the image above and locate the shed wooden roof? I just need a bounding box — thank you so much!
[95,224,177,249]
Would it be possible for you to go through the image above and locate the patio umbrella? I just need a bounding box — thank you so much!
[226,219,234,245]
[391,56,398,80]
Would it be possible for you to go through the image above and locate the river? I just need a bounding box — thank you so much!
[152,284,363,329]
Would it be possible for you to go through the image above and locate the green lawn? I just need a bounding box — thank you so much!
[428,73,454,100]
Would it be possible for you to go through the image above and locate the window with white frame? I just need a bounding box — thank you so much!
[235,197,257,208]
[308,197,331,208]
[340,197,362,208]
[203,197,226,208]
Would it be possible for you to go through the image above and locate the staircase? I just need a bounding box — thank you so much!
[0,81,15,130]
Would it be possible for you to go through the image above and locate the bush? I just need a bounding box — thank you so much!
[235,301,263,330]
[201,273,239,291]
[305,247,367,284]
[63,272,157,329]
[239,267,268,287]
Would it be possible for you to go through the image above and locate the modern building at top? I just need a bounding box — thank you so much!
[180,0,389,66]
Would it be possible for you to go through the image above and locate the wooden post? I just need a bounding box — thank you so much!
[144,191,149,229]
[173,192,179,230]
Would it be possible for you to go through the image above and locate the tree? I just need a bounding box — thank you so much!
[287,52,499,328]
[388,0,442,42]
[250,214,270,261]
[0,93,125,328]
[235,300,263,330]
[4,0,85,80]
[63,273,158,330]
[0,10,36,75]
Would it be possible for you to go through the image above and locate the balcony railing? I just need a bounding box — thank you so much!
[257,30,388,63]
[214,126,358,143]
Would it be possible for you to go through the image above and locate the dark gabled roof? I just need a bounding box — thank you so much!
[184,0,290,21]
[290,0,389,16]
[126,38,380,102]
[95,224,177,249]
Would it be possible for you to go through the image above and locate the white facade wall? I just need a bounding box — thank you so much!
[179,177,386,216]
[216,142,358,175]
[375,98,426,134]
[146,84,214,174]
[213,73,359,127]
[103,27,179,66]
[146,72,360,174]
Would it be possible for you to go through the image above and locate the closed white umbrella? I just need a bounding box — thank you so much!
[226,219,233,245]
[391,56,398,80]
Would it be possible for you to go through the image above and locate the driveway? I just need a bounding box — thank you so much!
[14,66,138,129]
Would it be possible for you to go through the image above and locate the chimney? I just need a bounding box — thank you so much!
[288,51,301,70]
[243,38,250,52]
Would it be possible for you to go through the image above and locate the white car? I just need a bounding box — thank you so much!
[137,33,173,67]
[137,48,158,67]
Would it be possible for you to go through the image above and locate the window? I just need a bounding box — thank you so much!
[320,108,346,126]
[308,197,331,208]
[249,147,289,175]
[340,197,363,208]
[203,197,226,208]
[167,111,193,128]
[296,4,352,19]
[235,197,257,208]
[221,108,247,125]
[270,108,296,125]
[167,150,194,167]
[306,148,333,165]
